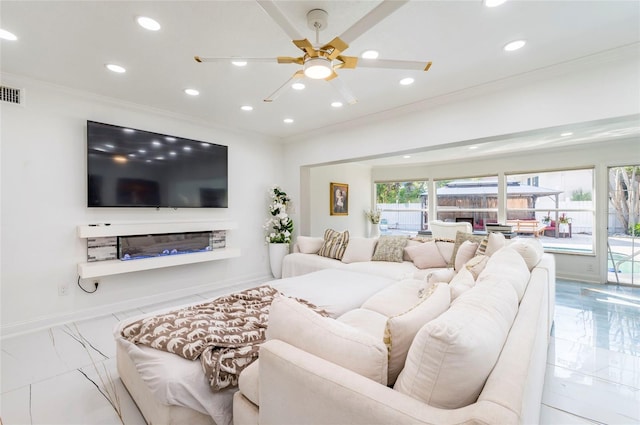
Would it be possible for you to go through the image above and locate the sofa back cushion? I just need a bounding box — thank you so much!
[394,278,518,409]
[317,229,350,260]
[371,235,409,263]
[267,296,388,385]
[384,282,451,384]
[341,237,378,264]
[477,246,531,301]
[296,236,325,254]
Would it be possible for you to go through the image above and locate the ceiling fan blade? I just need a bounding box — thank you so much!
[334,55,358,70]
[338,0,409,44]
[256,0,304,41]
[194,56,277,64]
[264,70,305,103]
[328,76,358,105]
[293,39,318,57]
[321,37,350,60]
[277,56,304,65]
[358,59,432,72]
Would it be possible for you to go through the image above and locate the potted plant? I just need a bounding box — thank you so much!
[264,186,293,278]
[365,208,381,237]
[558,213,570,236]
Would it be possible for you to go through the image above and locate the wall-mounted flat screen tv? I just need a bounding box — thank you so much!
[87,120,228,208]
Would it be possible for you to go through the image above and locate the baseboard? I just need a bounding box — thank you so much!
[1,272,272,339]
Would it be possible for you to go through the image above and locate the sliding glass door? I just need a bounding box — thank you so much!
[607,165,639,285]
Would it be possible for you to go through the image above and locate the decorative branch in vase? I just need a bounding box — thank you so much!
[264,185,293,278]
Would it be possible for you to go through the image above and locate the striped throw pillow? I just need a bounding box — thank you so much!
[317,229,350,260]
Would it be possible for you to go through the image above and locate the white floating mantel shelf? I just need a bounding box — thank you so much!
[78,248,241,279]
[77,220,240,278]
[77,220,237,238]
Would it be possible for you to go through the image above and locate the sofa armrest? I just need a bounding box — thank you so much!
[258,339,514,425]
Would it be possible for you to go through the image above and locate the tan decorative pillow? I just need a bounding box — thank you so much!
[449,231,486,267]
[371,235,409,263]
[465,254,489,279]
[317,229,350,260]
[454,240,479,271]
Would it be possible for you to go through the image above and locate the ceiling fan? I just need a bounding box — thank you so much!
[194,0,432,104]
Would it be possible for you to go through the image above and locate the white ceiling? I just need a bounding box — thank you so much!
[1,0,639,149]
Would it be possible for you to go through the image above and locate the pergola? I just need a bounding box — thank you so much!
[420,180,563,229]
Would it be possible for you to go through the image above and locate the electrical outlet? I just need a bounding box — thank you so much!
[586,264,594,273]
[58,283,70,296]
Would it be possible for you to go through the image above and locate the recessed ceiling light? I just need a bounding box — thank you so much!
[0,28,18,41]
[105,63,126,73]
[561,132,573,137]
[361,50,379,59]
[155,156,165,160]
[241,105,253,111]
[169,151,177,156]
[399,77,414,86]
[468,146,479,150]
[231,60,248,67]
[184,88,200,96]
[331,101,343,108]
[138,149,146,154]
[123,128,135,133]
[165,136,176,142]
[201,142,210,147]
[484,0,507,7]
[403,155,411,159]
[183,146,192,152]
[292,82,306,90]
[283,118,294,124]
[152,140,162,147]
[504,40,526,52]
[136,16,161,31]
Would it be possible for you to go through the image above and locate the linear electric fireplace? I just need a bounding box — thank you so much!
[118,231,226,260]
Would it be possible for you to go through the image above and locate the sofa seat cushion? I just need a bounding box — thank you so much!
[361,279,424,317]
[281,252,347,278]
[394,278,518,409]
[238,359,260,406]
[337,308,387,340]
[343,260,418,281]
[266,296,388,385]
[342,282,451,385]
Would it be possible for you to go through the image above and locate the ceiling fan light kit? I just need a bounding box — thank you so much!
[304,56,333,79]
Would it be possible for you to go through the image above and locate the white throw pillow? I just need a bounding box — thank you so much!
[477,247,531,301]
[394,279,518,409]
[485,232,506,256]
[448,267,476,300]
[404,241,448,269]
[425,268,456,285]
[341,237,378,264]
[384,282,451,384]
[267,296,388,385]
[454,240,479,271]
[508,238,544,270]
[296,236,324,254]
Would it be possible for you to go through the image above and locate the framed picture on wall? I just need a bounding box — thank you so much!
[330,182,349,216]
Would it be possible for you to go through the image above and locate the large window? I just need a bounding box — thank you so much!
[506,169,595,254]
[375,181,428,234]
[434,176,499,231]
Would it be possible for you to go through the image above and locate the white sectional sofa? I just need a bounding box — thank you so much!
[234,237,556,425]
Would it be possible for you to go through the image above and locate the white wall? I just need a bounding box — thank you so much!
[307,164,372,238]
[283,52,640,283]
[0,75,283,336]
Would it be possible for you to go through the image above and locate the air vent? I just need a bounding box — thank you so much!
[0,86,22,105]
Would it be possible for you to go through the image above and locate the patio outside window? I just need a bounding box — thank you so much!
[506,168,595,254]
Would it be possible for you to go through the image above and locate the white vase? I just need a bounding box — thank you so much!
[268,243,290,279]
[369,223,380,238]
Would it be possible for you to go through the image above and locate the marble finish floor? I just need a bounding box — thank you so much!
[1,279,639,424]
